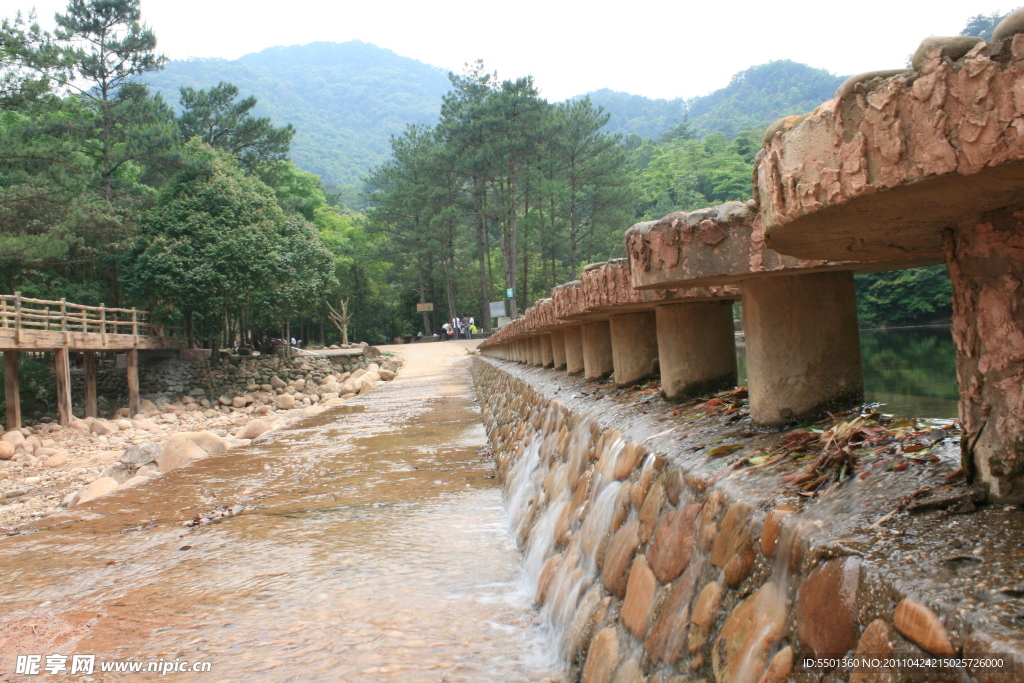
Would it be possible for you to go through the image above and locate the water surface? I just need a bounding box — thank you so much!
[738,326,958,418]
[0,346,560,682]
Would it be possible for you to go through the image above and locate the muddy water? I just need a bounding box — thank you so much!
[0,347,562,682]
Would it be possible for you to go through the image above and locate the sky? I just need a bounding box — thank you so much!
[13,0,1012,101]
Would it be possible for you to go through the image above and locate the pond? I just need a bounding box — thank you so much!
[737,326,959,419]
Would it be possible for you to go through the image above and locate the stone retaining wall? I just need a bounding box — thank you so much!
[473,357,1024,683]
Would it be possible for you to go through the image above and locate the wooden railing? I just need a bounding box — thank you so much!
[0,292,182,338]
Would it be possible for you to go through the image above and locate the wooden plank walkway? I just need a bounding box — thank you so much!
[1,293,183,430]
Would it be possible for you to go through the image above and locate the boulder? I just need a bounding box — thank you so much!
[291,378,306,391]
[43,453,68,468]
[75,476,119,506]
[114,407,131,418]
[363,369,381,383]
[68,418,89,432]
[0,441,14,460]
[277,394,297,410]
[358,375,376,394]
[231,396,247,408]
[270,375,286,389]
[156,439,207,473]
[2,430,25,447]
[253,405,272,416]
[89,420,119,435]
[379,369,396,381]
[235,419,273,440]
[113,419,134,430]
[119,475,149,489]
[350,368,366,381]
[132,418,161,431]
[120,441,161,467]
[218,396,232,406]
[203,409,218,418]
[139,399,158,413]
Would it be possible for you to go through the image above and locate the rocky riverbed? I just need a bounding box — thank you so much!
[0,353,404,533]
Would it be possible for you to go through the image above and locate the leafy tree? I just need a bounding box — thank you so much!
[0,11,66,111]
[855,265,953,328]
[961,12,1010,41]
[178,81,295,175]
[55,0,172,202]
[122,142,285,343]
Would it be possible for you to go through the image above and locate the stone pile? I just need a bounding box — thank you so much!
[0,355,403,531]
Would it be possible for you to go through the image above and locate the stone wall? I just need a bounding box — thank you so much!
[58,352,372,420]
[473,357,1024,683]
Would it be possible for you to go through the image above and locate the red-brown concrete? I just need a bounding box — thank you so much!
[550,329,566,370]
[564,326,584,375]
[609,312,659,386]
[582,321,614,381]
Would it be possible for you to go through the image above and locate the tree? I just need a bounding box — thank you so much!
[178,81,295,176]
[961,12,1009,41]
[122,142,285,344]
[0,10,65,112]
[55,0,173,202]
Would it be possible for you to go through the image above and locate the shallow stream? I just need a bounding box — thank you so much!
[0,346,561,681]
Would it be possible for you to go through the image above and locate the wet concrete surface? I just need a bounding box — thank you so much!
[0,344,562,682]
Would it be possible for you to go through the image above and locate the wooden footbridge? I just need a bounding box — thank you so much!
[1,292,182,429]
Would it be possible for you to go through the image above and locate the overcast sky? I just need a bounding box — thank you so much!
[14,0,1012,101]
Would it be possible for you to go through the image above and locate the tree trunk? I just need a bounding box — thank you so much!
[474,181,491,333]
[418,265,432,335]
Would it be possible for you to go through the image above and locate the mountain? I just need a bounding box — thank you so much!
[145,44,846,189]
[576,60,846,142]
[143,41,452,186]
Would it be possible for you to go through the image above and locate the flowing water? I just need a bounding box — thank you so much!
[0,343,562,682]
[738,325,958,418]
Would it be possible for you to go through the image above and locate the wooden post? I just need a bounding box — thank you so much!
[84,351,97,419]
[4,350,19,430]
[127,348,140,417]
[60,298,68,345]
[14,291,21,345]
[132,307,138,344]
[100,303,106,346]
[54,348,72,427]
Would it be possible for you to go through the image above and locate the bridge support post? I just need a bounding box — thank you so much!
[609,311,659,386]
[83,351,98,419]
[946,210,1024,502]
[656,301,738,400]
[526,337,538,366]
[582,321,613,381]
[564,325,584,375]
[550,330,566,370]
[743,271,862,427]
[4,350,19,430]
[54,348,72,427]
[127,348,140,417]
[539,334,554,368]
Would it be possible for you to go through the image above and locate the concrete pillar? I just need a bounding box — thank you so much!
[4,350,19,430]
[517,341,526,363]
[946,209,1024,502]
[54,348,72,427]
[656,301,738,400]
[551,329,566,370]
[743,271,862,427]
[528,337,540,366]
[565,326,584,375]
[539,334,554,368]
[582,320,614,381]
[609,311,659,386]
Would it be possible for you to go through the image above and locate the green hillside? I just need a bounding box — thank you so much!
[143,41,452,186]
[145,45,845,189]
[580,60,846,141]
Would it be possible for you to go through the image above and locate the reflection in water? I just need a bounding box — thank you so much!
[0,352,561,682]
[738,326,958,419]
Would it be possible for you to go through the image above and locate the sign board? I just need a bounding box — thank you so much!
[489,301,505,319]
[415,303,434,312]
[505,288,514,298]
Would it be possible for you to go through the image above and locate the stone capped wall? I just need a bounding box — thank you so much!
[473,357,1024,682]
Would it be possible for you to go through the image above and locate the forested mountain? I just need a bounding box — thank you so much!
[143,41,452,186]
[145,44,846,191]
[579,61,846,141]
